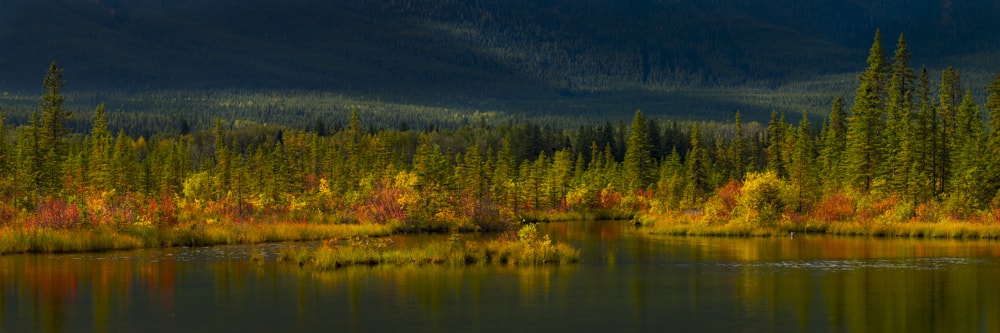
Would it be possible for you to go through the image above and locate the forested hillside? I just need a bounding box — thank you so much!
[3,0,1000,131]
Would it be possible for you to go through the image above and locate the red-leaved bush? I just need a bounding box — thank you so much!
[813,193,854,222]
[28,198,82,229]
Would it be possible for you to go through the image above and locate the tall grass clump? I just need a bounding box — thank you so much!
[281,225,579,270]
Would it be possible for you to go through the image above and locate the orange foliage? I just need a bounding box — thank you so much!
[141,194,179,227]
[872,196,901,215]
[716,179,743,211]
[812,193,854,222]
[356,183,407,224]
[599,187,622,209]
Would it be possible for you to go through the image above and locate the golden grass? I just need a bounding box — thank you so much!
[519,209,633,223]
[0,227,144,254]
[0,222,395,255]
[643,213,1000,240]
[280,231,580,270]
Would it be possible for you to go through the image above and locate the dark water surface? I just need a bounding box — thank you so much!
[3,221,1000,332]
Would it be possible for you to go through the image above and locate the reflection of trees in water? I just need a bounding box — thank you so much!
[3,256,177,333]
[722,241,1000,332]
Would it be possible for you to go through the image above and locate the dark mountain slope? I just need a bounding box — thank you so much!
[2,0,1000,123]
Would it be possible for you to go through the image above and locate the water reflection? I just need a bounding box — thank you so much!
[641,235,1000,333]
[2,224,1000,332]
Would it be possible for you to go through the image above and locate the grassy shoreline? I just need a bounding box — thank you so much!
[642,213,1000,240]
[5,207,999,256]
[0,222,394,255]
[518,209,633,223]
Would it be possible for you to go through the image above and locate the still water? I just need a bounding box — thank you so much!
[3,221,1000,332]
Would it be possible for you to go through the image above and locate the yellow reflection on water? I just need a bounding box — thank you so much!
[655,235,1000,333]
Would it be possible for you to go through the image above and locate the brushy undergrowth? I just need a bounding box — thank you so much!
[279,224,579,270]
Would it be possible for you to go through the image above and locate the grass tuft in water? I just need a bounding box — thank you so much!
[283,225,579,270]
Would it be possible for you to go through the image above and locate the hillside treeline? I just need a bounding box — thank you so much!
[4,31,1000,231]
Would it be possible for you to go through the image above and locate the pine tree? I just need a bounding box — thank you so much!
[623,110,653,191]
[765,111,786,177]
[985,73,1000,203]
[89,103,113,192]
[491,134,519,214]
[37,62,72,195]
[819,97,848,190]
[844,30,889,192]
[950,91,985,208]
[910,67,939,200]
[937,67,962,193]
[788,113,816,211]
[883,33,915,194]
[682,124,709,208]
[39,61,71,157]
[730,111,747,180]
[656,147,685,209]
[0,112,7,183]
[213,118,230,200]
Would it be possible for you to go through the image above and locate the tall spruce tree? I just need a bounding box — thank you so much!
[765,111,786,177]
[937,67,962,193]
[0,112,7,191]
[883,33,915,194]
[682,124,709,208]
[730,111,747,180]
[39,61,71,157]
[985,73,1000,203]
[788,113,816,211]
[38,61,72,194]
[910,67,939,200]
[90,103,113,191]
[623,110,653,191]
[951,91,985,208]
[820,97,848,190]
[845,30,889,193]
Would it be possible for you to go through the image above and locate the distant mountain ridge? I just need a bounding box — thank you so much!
[2,0,1000,119]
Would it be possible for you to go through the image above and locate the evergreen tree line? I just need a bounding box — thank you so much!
[5,32,1000,230]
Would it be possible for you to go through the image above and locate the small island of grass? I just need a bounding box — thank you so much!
[278,224,579,270]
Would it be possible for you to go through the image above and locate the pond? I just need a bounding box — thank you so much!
[3,221,1000,332]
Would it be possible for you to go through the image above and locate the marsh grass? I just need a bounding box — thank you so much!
[0,227,144,254]
[281,226,580,270]
[519,209,632,223]
[0,222,394,254]
[644,213,1000,240]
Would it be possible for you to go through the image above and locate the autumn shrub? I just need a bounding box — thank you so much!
[913,201,941,222]
[27,198,83,229]
[465,198,512,231]
[141,194,179,227]
[940,193,977,220]
[813,193,855,222]
[731,171,784,228]
[0,201,18,228]
[598,185,623,209]
[882,198,915,224]
[697,179,742,226]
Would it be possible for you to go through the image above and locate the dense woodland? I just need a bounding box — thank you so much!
[3,31,1000,233]
[7,0,1000,129]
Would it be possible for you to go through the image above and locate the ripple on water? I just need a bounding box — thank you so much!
[703,257,985,274]
[33,242,310,264]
